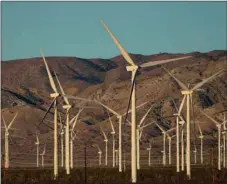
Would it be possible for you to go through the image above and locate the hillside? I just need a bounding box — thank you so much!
[1,50,227,166]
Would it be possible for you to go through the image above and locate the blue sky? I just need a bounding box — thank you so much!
[1,1,227,61]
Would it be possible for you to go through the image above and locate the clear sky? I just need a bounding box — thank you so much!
[1,1,227,61]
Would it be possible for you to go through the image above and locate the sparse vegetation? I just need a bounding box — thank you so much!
[1,167,227,184]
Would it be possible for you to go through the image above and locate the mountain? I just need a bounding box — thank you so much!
[1,50,227,166]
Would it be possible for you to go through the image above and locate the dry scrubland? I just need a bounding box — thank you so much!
[1,167,227,184]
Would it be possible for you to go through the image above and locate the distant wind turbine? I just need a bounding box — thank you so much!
[40,144,46,168]
[2,113,18,168]
[163,66,224,178]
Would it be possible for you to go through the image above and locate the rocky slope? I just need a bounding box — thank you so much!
[1,50,227,166]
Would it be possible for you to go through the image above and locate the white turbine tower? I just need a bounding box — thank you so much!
[167,134,176,165]
[101,20,192,183]
[35,132,40,168]
[181,120,185,171]
[201,111,223,170]
[40,144,46,168]
[221,114,226,168]
[94,144,102,166]
[163,66,224,178]
[100,125,108,166]
[2,113,18,168]
[147,139,152,167]
[197,123,204,164]
[59,115,65,168]
[70,130,79,169]
[193,144,197,164]
[115,149,119,166]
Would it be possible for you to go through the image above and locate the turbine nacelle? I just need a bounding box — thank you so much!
[179,120,185,125]
[147,148,151,151]
[50,93,59,98]
[104,139,108,142]
[126,65,138,72]
[199,135,204,139]
[63,105,72,109]
[111,132,115,135]
[181,90,193,95]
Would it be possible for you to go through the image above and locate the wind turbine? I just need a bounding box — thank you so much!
[137,121,154,170]
[35,132,40,168]
[136,105,154,170]
[163,66,224,178]
[147,139,152,167]
[172,97,186,172]
[201,111,223,170]
[70,129,79,169]
[94,144,102,166]
[100,125,108,166]
[70,109,83,169]
[40,50,59,177]
[101,20,192,183]
[40,144,46,168]
[197,123,204,164]
[155,122,175,166]
[55,74,72,175]
[95,100,149,172]
[2,113,18,168]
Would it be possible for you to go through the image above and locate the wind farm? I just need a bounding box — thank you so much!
[1,1,227,184]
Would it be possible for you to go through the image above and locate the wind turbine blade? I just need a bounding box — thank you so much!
[139,121,154,139]
[140,56,192,68]
[192,70,225,90]
[140,121,155,129]
[122,100,149,116]
[8,113,18,129]
[107,111,115,133]
[178,95,186,114]
[100,125,108,140]
[54,72,70,105]
[62,94,93,102]
[201,110,221,126]
[166,127,176,133]
[155,122,166,133]
[37,97,57,128]
[171,98,179,112]
[43,144,46,154]
[69,115,78,126]
[95,100,119,116]
[2,115,7,129]
[197,123,203,136]
[100,20,136,66]
[36,132,39,144]
[40,49,58,93]
[71,108,83,131]
[139,105,153,127]
[162,66,188,91]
